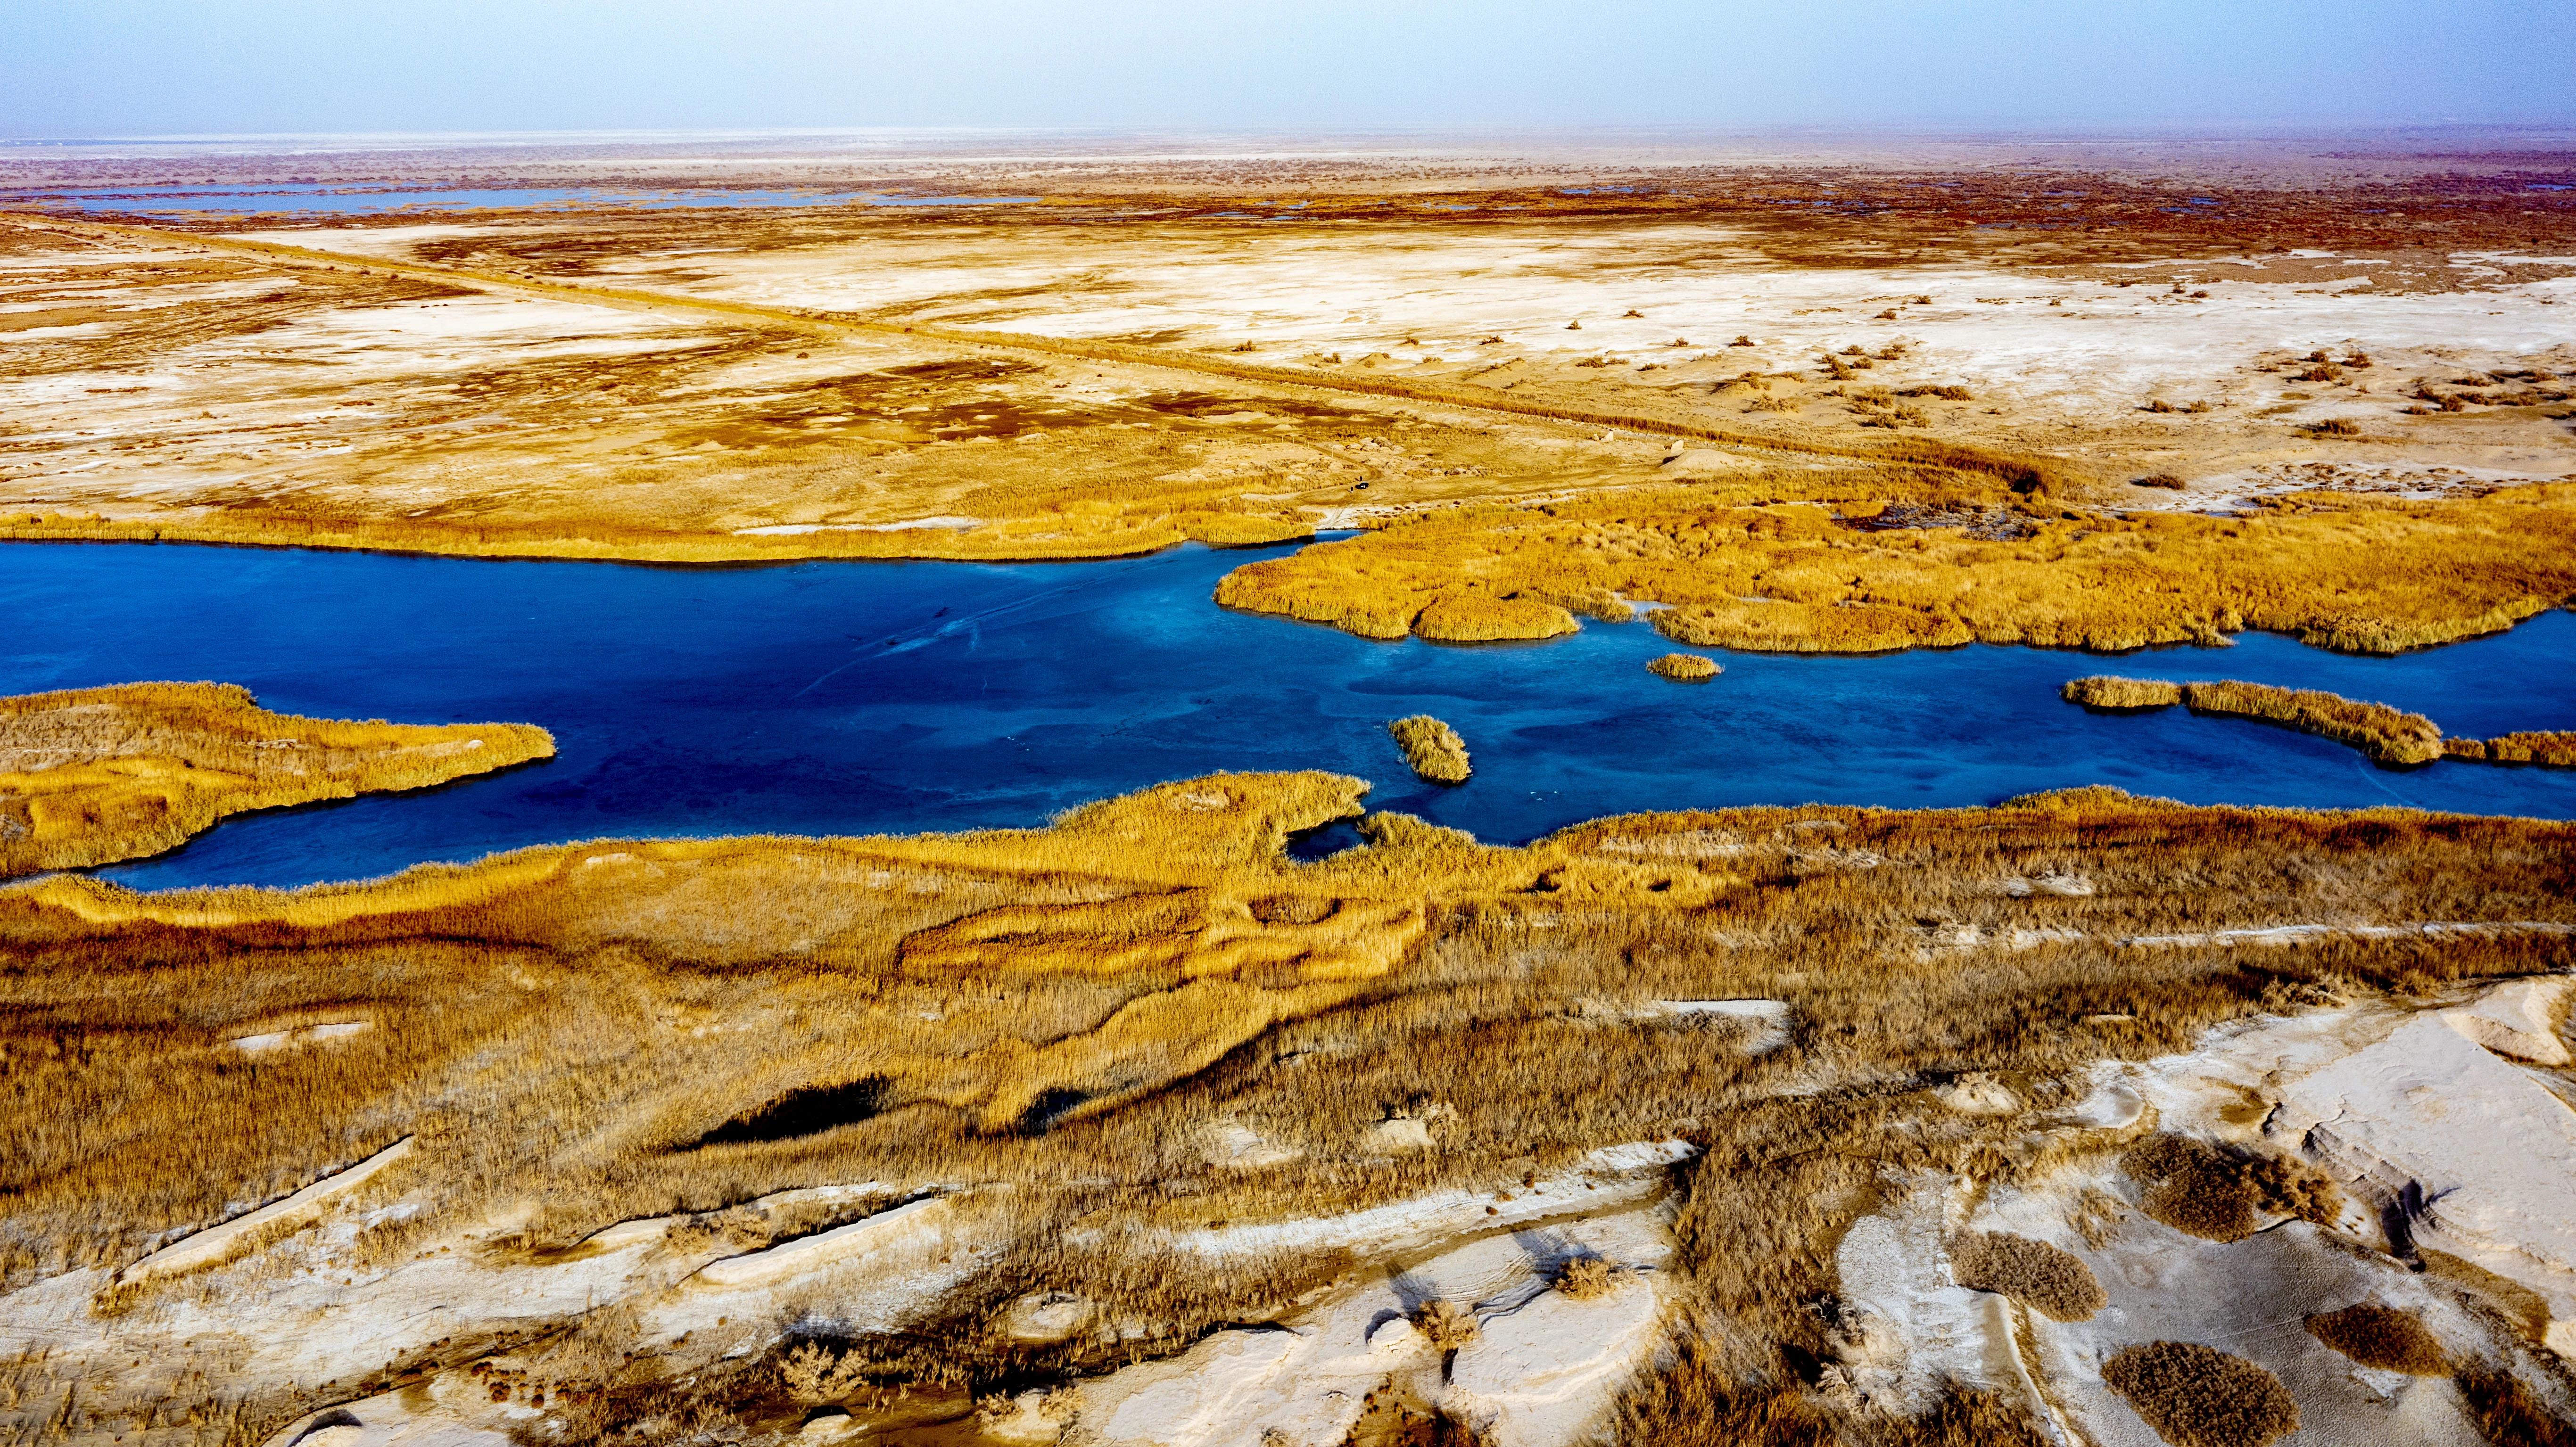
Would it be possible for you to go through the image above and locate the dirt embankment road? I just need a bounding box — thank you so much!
[1,213,2062,491]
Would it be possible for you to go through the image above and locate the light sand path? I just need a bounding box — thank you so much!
[0,213,2050,488]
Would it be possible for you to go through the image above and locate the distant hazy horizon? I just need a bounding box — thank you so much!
[5,1,2572,141]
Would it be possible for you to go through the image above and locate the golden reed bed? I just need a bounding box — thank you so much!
[0,682,553,875]
[8,769,2575,1444]
[1387,715,1473,782]
[1214,482,2576,657]
[2064,676,2576,769]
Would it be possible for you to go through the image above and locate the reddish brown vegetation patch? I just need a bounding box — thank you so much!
[2304,1303,2447,1375]
[2120,1134,2341,1242]
[2102,1341,2300,1447]
[1950,1232,2105,1322]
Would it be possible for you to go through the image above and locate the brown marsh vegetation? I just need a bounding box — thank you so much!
[4,772,2574,1443]
[1945,1232,2104,1322]
[2305,1302,2450,1376]
[2099,1341,2300,1447]
[5,142,2576,1445]
[0,682,553,875]
[2118,1132,2341,1243]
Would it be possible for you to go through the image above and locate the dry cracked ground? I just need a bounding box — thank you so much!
[3,136,2576,1447]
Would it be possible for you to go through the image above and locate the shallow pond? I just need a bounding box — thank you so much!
[4,184,1036,218]
[5,539,2574,889]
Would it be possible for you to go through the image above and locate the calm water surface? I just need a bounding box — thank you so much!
[5,540,2574,890]
[3,184,1037,218]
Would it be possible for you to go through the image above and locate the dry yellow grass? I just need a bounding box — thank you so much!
[2180,681,2444,766]
[1387,716,1473,783]
[1646,653,1722,682]
[2063,677,2186,710]
[0,505,1314,566]
[1215,482,2576,655]
[1,217,2081,576]
[2069,678,2576,773]
[2064,678,2444,766]
[1554,1255,1618,1299]
[2486,732,2576,767]
[0,682,553,875]
[8,773,2576,1444]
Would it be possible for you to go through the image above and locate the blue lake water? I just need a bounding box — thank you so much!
[4,539,2574,891]
[3,185,1038,218]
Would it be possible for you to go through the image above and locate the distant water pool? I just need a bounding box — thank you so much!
[4,540,2574,890]
[3,184,1037,218]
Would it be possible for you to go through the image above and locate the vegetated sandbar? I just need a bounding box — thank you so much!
[0,682,555,875]
[2064,676,2576,769]
[6,769,2576,1443]
[1387,715,1472,783]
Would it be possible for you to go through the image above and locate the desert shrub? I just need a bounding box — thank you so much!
[1950,1231,2105,1321]
[1748,395,1800,413]
[2304,1303,2446,1375]
[2238,1151,2342,1225]
[2121,1135,2340,1242]
[1555,1255,1617,1299]
[2307,418,2362,436]
[1387,715,1472,784]
[2131,472,2188,489]
[2101,1341,2300,1447]
[1412,1299,1480,1350]
[1899,384,1973,401]
[777,1342,869,1405]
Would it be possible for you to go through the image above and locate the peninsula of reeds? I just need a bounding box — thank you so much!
[2063,676,2576,772]
[0,682,556,875]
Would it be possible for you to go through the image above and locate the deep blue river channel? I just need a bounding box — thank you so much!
[7,538,2576,890]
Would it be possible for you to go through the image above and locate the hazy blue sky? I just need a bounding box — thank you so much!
[4,0,2571,139]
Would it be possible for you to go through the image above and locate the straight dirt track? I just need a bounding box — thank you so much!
[3,213,2057,491]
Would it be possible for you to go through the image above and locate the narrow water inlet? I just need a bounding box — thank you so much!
[6,538,2575,892]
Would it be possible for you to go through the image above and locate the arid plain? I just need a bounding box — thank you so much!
[3,134,2576,1447]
